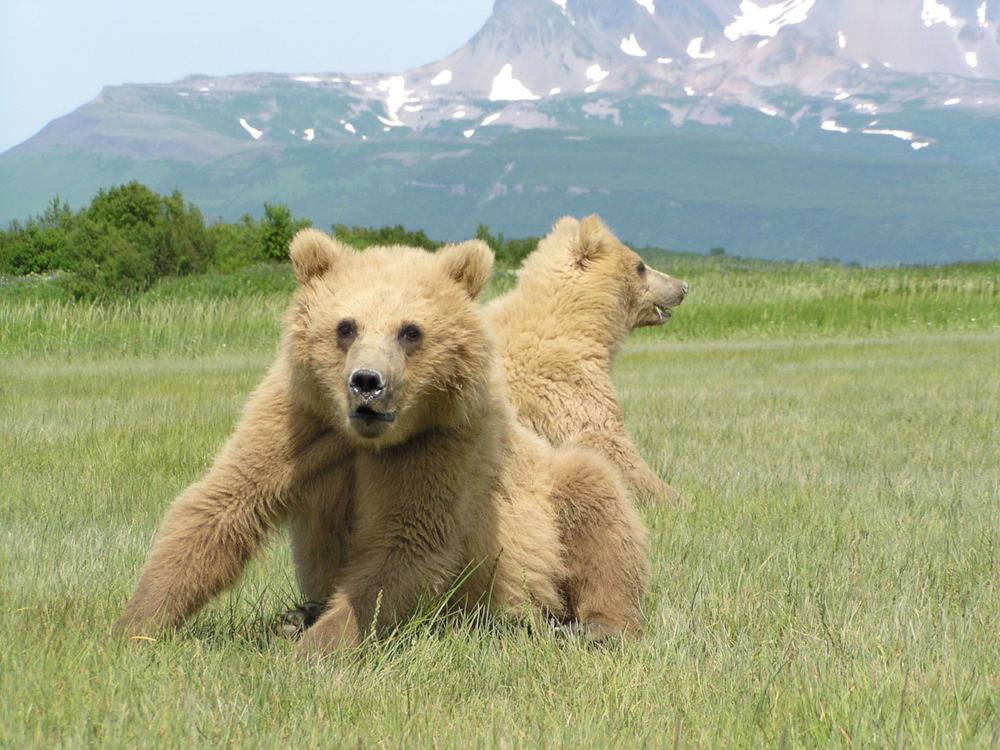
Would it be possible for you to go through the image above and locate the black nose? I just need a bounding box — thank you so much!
[350,368,385,397]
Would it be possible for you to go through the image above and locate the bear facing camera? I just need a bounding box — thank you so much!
[116,229,649,656]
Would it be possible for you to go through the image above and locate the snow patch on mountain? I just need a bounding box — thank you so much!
[490,64,541,101]
[378,76,416,127]
[724,0,816,41]
[921,0,959,27]
[621,33,647,56]
[635,0,655,13]
[430,70,452,86]
[586,64,610,83]
[687,37,716,59]
[239,118,263,140]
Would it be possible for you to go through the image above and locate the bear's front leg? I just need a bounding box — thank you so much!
[574,426,684,507]
[116,365,346,636]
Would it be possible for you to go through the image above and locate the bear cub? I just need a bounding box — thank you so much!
[117,230,649,654]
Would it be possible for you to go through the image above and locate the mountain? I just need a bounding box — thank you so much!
[3,0,1000,263]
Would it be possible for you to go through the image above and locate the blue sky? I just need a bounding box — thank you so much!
[0,0,495,154]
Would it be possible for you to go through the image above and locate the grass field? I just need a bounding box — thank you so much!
[2,258,998,747]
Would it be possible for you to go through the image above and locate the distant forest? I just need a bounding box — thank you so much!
[0,182,541,299]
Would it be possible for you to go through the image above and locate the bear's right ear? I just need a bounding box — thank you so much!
[437,239,494,299]
[289,228,347,284]
[573,214,613,268]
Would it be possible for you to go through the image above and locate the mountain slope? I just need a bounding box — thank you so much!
[2,0,1000,263]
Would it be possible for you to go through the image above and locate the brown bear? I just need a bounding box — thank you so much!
[487,215,688,506]
[117,229,649,653]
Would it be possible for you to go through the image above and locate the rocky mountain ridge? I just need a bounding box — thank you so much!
[3,0,1000,263]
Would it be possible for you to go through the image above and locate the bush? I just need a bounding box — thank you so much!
[0,198,76,275]
[210,215,261,272]
[474,224,537,269]
[2,183,544,299]
[260,203,312,262]
[332,223,442,251]
[59,182,217,300]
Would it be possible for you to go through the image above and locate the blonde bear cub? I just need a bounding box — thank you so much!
[488,215,688,505]
[117,229,649,653]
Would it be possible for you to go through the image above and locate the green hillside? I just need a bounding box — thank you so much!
[4,125,999,264]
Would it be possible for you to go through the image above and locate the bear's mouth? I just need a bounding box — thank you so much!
[349,405,397,424]
[653,304,672,322]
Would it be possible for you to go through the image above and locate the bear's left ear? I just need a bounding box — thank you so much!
[289,228,349,284]
[437,240,494,299]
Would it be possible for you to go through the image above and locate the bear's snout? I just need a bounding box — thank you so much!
[350,368,385,400]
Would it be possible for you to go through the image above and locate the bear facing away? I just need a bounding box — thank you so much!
[487,215,688,506]
[117,229,649,653]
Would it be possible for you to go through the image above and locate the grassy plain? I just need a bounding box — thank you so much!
[2,258,998,747]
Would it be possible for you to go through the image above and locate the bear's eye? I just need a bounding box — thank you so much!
[336,319,357,340]
[636,261,646,275]
[399,323,423,344]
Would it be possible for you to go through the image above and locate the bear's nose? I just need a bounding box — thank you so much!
[350,368,385,398]
[681,282,689,295]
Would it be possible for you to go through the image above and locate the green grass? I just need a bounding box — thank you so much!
[2,261,999,747]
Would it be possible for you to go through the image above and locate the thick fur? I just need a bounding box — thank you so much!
[117,229,648,653]
[487,215,688,506]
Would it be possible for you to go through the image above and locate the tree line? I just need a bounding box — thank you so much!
[0,182,538,299]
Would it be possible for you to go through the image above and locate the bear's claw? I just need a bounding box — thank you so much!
[278,600,326,637]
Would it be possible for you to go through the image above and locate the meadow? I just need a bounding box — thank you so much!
[2,257,998,747]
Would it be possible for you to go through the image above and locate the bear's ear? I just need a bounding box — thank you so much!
[289,228,348,284]
[437,239,494,299]
[573,214,614,267]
